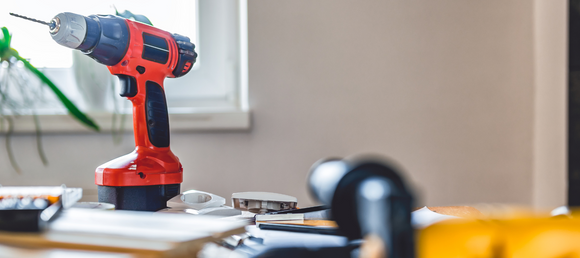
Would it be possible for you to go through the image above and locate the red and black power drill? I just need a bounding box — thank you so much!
[11,12,197,211]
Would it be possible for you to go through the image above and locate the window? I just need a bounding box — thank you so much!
[0,0,249,132]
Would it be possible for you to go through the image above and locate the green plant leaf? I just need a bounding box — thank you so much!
[115,10,153,26]
[8,49,100,131]
[2,27,10,48]
[0,27,11,60]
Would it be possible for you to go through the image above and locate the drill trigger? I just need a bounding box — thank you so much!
[118,75,138,97]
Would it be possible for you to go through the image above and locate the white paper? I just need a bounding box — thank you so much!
[411,206,459,229]
[255,214,304,222]
[246,225,347,248]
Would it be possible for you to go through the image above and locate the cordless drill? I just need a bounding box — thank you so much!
[11,12,197,211]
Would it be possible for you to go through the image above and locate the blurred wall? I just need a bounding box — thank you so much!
[0,0,567,208]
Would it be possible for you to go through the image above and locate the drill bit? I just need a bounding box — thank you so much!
[9,13,55,30]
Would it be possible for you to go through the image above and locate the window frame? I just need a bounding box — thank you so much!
[10,0,249,133]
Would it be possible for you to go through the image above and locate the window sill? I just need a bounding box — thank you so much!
[9,109,251,134]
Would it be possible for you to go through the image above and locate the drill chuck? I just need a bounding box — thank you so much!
[49,12,88,50]
[50,13,130,66]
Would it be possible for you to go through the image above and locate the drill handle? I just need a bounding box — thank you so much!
[119,75,170,148]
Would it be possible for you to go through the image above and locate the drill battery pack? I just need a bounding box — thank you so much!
[98,184,180,211]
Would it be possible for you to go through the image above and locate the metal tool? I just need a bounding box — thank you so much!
[12,12,197,211]
[9,13,55,28]
[232,192,298,214]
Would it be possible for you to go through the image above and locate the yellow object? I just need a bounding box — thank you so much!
[418,216,580,258]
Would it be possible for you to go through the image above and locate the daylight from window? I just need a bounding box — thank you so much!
[1,0,245,120]
[0,0,197,68]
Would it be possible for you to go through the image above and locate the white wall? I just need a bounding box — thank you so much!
[0,0,566,208]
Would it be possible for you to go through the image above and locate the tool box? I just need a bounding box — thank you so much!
[0,186,82,232]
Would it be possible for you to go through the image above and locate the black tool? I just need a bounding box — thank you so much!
[258,223,342,236]
[308,156,415,258]
[265,205,328,215]
[253,155,415,258]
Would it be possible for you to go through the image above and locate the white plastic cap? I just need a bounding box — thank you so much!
[167,190,225,210]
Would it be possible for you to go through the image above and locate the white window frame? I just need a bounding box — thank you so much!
[11,0,249,133]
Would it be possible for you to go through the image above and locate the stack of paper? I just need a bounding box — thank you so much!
[0,208,247,257]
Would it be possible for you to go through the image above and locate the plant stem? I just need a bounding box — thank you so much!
[111,78,127,145]
[33,113,48,166]
[112,79,120,144]
[9,49,100,131]
[3,116,21,173]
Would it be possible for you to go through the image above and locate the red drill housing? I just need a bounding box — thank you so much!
[71,14,196,211]
[95,20,184,187]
